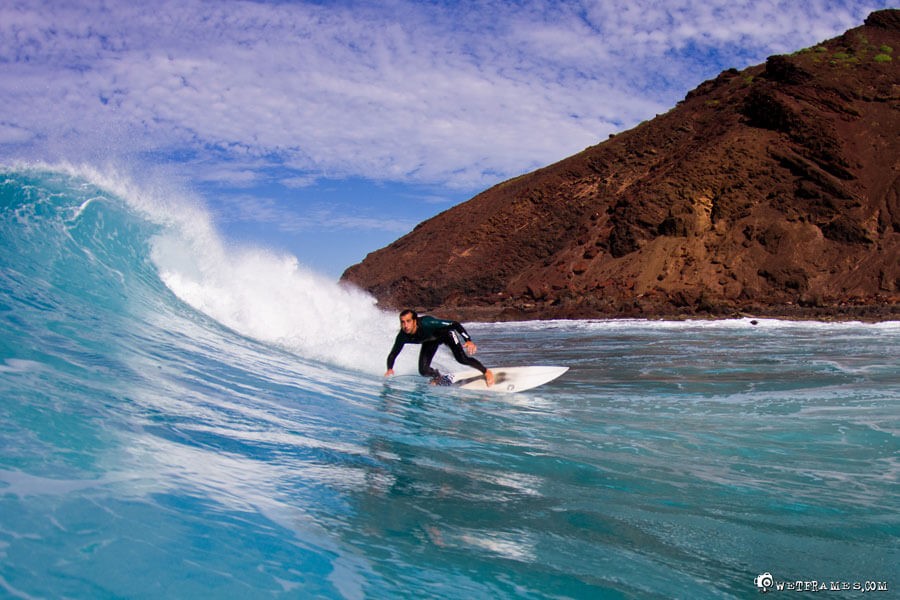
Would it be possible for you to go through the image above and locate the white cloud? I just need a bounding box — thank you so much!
[0,0,892,190]
[0,122,34,144]
[281,175,319,189]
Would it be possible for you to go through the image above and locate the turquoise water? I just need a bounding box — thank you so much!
[1,167,898,598]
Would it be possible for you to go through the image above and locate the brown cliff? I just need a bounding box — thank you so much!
[342,10,900,321]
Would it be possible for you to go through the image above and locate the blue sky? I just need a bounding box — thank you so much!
[0,0,893,277]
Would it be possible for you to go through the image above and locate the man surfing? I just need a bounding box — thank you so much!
[384,309,494,387]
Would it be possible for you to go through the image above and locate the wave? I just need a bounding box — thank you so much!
[0,163,398,376]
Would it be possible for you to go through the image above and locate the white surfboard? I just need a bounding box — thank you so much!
[447,365,568,393]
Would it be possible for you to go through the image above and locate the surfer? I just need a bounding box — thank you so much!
[384,310,495,387]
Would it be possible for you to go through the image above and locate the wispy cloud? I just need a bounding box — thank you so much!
[211,194,415,236]
[0,0,891,190]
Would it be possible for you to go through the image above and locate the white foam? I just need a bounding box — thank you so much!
[479,317,900,333]
[150,227,397,374]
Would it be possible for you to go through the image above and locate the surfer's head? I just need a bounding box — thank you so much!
[399,309,418,334]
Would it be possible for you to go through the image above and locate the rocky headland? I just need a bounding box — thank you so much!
[343,10,900,321]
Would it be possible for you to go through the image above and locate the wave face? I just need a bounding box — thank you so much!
[2,165,398,368]
[1,166,899,598]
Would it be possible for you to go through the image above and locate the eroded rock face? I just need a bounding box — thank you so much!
[342,10,900,321]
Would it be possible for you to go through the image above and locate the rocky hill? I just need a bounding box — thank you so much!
[342,10,900,321]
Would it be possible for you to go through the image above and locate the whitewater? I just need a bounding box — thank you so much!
[1,165,897,599]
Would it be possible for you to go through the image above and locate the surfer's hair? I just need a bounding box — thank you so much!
[399,309,418,320]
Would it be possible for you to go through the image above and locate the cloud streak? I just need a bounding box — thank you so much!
[212,194,416,236]
[0,0,892,191]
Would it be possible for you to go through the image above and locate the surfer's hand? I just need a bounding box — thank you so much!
[463,341,477,354]
[384,369,394,377]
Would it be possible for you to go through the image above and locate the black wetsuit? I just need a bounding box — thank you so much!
[386,315,487,379]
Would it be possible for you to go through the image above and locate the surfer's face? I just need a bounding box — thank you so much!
[399,313,417,334]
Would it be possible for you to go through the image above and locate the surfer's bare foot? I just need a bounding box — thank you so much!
[484,369,494,387]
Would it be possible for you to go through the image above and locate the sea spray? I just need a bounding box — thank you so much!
[151,231,396,374]
[113,170,409,375]
[142,196,415,375]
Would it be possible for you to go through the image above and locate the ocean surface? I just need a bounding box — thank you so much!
[1,166,898,599]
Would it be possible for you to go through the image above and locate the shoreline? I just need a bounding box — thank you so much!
[420,302,900,325]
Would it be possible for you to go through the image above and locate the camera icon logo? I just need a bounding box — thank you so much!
[755,572,774,592]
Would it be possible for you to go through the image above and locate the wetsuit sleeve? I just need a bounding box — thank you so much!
[450,321,472,342]
[386,335,405,370]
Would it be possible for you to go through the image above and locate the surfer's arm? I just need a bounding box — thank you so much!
[385,336,405,375]
[450,321,477,354]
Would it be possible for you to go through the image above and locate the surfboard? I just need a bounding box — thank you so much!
[447,365,568,393]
